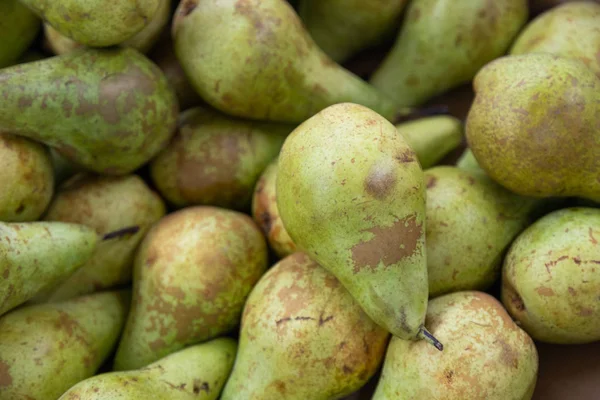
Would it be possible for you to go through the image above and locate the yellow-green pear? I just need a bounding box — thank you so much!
[0,0,40,68]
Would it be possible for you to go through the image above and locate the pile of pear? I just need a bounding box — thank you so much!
[0,0,599,399]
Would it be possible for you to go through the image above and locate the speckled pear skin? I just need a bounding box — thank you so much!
[510,1,600,78]
[466,53,600,202]
[113,206,268,371]
[277,103,429,341]
[0,0,41,68]
[150,107,291,211]
[221,252,389,400]
[59,338,237,400]
[0,290,130,400]
[298,0,408,63]
[373,291,539,400]
[502,207,600,344]
[0,47,179,175]
[19,0,160,47]
[172,0,398,124]
[370,0,528,107]
[0,133,54,222]
[0,222,97,316]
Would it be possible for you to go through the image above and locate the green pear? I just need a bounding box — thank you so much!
[466,53,600,201]
[502,207,600,344]
[370,0,528,107]
[19,0,160,47]
[59,338,237,400]
[456,148,486,176]
[114,206,268,371]
[373,291,539,400]
[50,148,83,186]
[298,0,408,63]
[510,1,600,78]
[277,103,439,347]
[150,107,291,210]
[0,133,54,222]
[0,0,41,68]
[172,0,398,124]
[221,252,389,400]
[0,290,130,400]
[0,221,97,316]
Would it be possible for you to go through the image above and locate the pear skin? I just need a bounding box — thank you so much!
[0,0,40,68]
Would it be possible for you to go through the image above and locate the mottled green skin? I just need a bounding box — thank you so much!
[511,2,600,78]
[221,252,389,400]
[502,207,600,344]
[20,0,160,47]
[424,166,538,297]
[298,0,408,63]
[466,53,600,201]
[114,206,268,371]
[172,0,398,124]
[60,338,237,400]
[150,107,291,210]
[373,291,538,400]
[0,0,41,68]
[370,0,528,107]
[397,116,463,169]
[0,47,179,175]
[0,222,97,316]
[277,103,428,340]
[0,290,130,400]
[0,134,54,222]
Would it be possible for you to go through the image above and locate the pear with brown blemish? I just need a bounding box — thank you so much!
[0,0,40,68]
[221,252,389,400]
[373,291,539,400]
[277,103,439,347]
[502,207,600,344]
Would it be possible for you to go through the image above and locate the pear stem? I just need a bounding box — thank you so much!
[394,105,449,124]
[102,226,140,241]
[418,326,444,351]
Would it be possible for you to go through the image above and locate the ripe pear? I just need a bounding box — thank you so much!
[502,207,600,344]
[277,103,439,347]
[59,337,237,400]
[373,291,539,400]
[172,0,398,124]
[511,1,600,78]
[150,107,291,210]
[0,47,178,175]
[0,290,130,400]
[466,53,600,201]
[114,206,268,371]
[221,252,389,400]
[370,0,528,107]
[0,221,97,316]
[298,0,408,63]
[0,0,41,68]
[0,133,54,222]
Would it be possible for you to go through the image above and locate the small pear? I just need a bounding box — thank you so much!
[502,207,600,344]
[0,290,130,400]
[373,291,539,400]
[221,252,389,400]
[455,148,486,176]
[370,0,528,107]
[114,206,268,371]
[59,337,237,400]
[172,0,398,123]
[0,47,178,175]
[0,0,41,68]
[0,221,97,316]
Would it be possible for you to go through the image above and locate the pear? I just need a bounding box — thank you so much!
[502,207,600,344]
[373,291,539,400]
[113,206,268,371]
[456,148,486,176]
[511,2,600,78]
[0,221,97,316]
[172,0,398,124]
[50,148,83,186]
[0,133,54,222]
[221,252,389,400]
[277,103,439,347]
[466,53,600,201]
[59,338,237,400]
[0,290,130,400]
[370,0,528,107]
[150,107,291,210]
[0,47,179,175]
[0,0,41,68]
[298,0,408,63]
[19,0,160,47]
